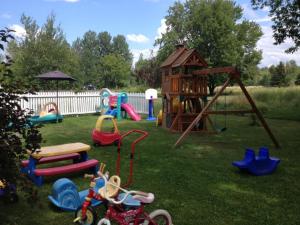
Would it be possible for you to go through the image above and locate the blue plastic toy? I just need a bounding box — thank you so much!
[48,177,104,211]
[232,147,280,176]
[29,102,63,125]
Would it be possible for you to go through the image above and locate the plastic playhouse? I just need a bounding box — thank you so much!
[99,88,141,121]
[91,115,121,146]
[232,147,280,175]
[29,102,63,125]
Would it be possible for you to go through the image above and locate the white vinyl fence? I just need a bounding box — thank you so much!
[20,91,148,115]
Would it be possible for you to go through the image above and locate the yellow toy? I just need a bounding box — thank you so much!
[156,110,163,127]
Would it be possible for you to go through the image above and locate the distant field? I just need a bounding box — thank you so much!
[214,86,300,121]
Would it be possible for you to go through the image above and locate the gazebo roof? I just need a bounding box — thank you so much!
[160,45,208,68]
[37,70,76,81]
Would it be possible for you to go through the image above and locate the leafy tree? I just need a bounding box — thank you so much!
[251,0,300,53]
[73,31,133,89]
[112,35,133,64]
[8,14,80,90]
[295,73,300,85]
[258,67,271,86]
[72,30,100,86]
[134,53,161,87]
[99,53,131,88]
[98,31,113,57]
[156,0,263,94]
[285,60,299,84]
[270,61,288,86]
[0,28,42,201]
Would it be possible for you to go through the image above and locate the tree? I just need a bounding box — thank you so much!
[134,53,161,87]
[285,60,299,84]
[72,30,100,86]
[8,14,80,90]
[251,0,300,53]
[98,31,112,57]
[99,53,131,88]
[258,67,271,86]
[156,0,263,94]
[295,73,300,85]
[73,31,133,89]
[0,28,42,201]
[270,61,288,86]
[112,35,133,64]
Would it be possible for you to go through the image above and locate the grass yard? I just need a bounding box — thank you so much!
[1,114,300,225]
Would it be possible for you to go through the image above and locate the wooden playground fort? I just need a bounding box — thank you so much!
[160,44,279,148]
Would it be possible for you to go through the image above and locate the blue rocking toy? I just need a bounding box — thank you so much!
[232,147,280,176]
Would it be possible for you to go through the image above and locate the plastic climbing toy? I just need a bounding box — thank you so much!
[232,147,280,175]
[99,88,141,121]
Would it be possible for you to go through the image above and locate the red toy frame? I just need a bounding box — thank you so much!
[116,130,148,188]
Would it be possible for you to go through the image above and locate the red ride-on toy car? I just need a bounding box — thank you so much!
[92,115,121,146]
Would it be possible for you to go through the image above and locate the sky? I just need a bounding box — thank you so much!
[1,0,299,67]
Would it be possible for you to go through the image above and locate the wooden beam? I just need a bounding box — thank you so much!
[174,77,232,147]
[169,112,180,130]
[235,76,280,148]
[206,109,254,114]
[193,66,239,76]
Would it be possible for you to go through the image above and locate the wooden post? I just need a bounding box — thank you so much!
[235,76,280,148]
[170,112,180,130]
[174,77,232,147]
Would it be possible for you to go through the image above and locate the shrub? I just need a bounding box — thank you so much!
[0,28,42,200]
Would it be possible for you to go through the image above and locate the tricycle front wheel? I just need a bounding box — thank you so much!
[75,206,97,225]
[143,209,172,225]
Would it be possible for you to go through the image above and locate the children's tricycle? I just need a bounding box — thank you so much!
[0,180,18,203]
[92,115,121,146]
[74,170,173,225]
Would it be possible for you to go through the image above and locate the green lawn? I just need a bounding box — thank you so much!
[1,114,300,225]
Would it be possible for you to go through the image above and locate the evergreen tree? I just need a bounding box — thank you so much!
[8,14,80,90]
[270,61,287,86]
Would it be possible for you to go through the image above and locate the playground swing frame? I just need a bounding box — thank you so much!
[211,93,227,133]
[174,66,280,148]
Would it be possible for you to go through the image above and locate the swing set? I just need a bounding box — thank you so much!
[211,93,227,133]
[174,66,280,148]
[160,45,279,148]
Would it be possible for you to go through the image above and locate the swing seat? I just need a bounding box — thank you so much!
[216,127,227,132]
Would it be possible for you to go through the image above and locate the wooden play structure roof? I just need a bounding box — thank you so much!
[160,44,208,68]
